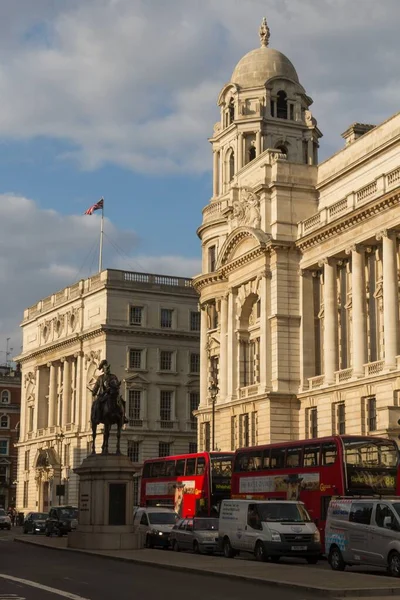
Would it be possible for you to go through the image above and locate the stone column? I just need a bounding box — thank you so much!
[200,304,209,407]
[62,357,71,426]
[300,270,315,386]
[48,362,57,427]
[256,131,262,156]
[227,289,238,399]
[237,133,243,171]
[71,357,76,424]
[377,230,399,369]
[259,271,270,391]
[212,151,218,197]
[320,258,337,384]
[33,368,40,431]
[219,295,228,400]
[346,245,366,376]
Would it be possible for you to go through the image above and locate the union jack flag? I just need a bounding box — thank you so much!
[84,198,104,215]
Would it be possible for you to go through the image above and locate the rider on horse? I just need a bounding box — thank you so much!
[91,360,128,424]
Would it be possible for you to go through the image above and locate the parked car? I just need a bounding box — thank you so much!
[23,512,48,535]
[326,497,400,577]
[133,507,179,548]
[218,499,321,563]
[0,509,11,531]
[45,506,78,537]
[170,517,219,554]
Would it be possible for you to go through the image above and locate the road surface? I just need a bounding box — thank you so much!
[0,529,317,600]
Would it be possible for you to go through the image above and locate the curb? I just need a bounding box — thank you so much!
[13,537,400,598]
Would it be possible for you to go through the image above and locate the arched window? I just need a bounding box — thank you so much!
[0,415,9,429]
[1,391,10,405]
[249,144,256,162]
[228,99,235,124]
[277,90,288,119]
[229,150,235,181]
[275,145,288,157]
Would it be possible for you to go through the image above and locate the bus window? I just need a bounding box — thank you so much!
[175,459,186,476]
[151,461,165,477]
[321,443,337,466]
[165,460,175,476]
[196,457,206,475]
[235,453,249,472]
[304,445,320,467]
[186,458,196,476]
[270,448,285,469]
[262,450,271,468]
[286,447,302,468]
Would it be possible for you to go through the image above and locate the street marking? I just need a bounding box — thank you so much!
[0,576,91,600]
[0,595,26,599]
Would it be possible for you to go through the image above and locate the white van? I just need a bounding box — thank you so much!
[218,499,321,563]
[326,497,400,577]
[133,507,179,548]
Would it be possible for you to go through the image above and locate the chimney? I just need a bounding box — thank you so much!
[341,123,375,146]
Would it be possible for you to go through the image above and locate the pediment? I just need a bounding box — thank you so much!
[0,458,10,466]
[216,227,270,269]
[124,373,150,386]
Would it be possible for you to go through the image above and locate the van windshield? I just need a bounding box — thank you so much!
[148,512,179,525]
[257,503,311,523]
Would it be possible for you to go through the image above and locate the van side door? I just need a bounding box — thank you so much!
[244,504,263,553]
[369,503,399,566]
[348,502,374,564]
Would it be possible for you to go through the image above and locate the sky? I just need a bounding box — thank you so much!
[1,0,400,356]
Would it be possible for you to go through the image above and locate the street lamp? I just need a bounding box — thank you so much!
[55,430,65,505]
[208,381,219,452]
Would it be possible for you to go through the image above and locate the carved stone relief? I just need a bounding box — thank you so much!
[228,187,261,232]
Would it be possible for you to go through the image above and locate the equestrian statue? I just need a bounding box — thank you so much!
[90,360,128,455]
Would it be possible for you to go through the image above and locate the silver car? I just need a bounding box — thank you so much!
[170,517,219,554]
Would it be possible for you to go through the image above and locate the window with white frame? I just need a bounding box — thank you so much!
[333,402,346,435]
[130,306,143,326]
[1,391,10,404]
[0,416,9,429]
[367,397,377,432]
[128,440,140,462]
[190,353,200,374]
[160,308,173,329]
[129,349,143,370]
[189,391,199,430]
[24,449,30,471]
[239,413,250,447]
[190,311,200,332]
[159,442,171,457]
[306,408,318,439]
[128,390,142,425]
[160,350,173,371]
[0,440,9,456]
[160,391,173,424]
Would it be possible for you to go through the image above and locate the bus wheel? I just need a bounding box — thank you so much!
[388,551,400,577]
[255,541,267,562]
[223,537,235,559]
[329,546,346,571]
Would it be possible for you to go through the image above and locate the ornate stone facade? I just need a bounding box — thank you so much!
[15,270,200,512]
[194,19,400,452]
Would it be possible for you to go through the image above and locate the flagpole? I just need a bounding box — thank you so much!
[99,202,104,272]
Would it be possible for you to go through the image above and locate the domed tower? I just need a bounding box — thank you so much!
[193,19,321,454]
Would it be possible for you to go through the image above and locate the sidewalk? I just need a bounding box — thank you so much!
[14,535,400,599]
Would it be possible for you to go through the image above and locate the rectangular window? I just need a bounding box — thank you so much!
[160,391,172,422]
[23,481,29,507]
[159,442,171,458]
[270,448,285,469]
[367,397,377,432]
[0,465,7,484]
[0,440,8,455]
[24,449,30,471]
[28,406,34,432]
[231,415,237,451]
[128,390,142,424]
[251,411,257,446]
[307,407,318,439]
[189,442,197,454]
[160,350,173,371]
[190,311,200,332]
[128,440,140,462]
[240,414,250,447]
[189,392,199,430]
[0,415,8,429]
[303,445,320,467]
[190,353,200,374]
[350,502,373,525]
[321,442,337,466]
[129,349,143,369]
[208,245,216,272]
[210,356,219,388]
[337,402,346,435]
[160,308,173,329]
[286,447,302,468]
[130,306,143,326]
[289,104,295,120]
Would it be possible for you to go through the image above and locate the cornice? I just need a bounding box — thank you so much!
[297,190,400,251]
[101,324,200,341]
[16,328,103,364]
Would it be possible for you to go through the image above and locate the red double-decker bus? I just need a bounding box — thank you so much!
[231,435,400,543]
[140,452,234,518]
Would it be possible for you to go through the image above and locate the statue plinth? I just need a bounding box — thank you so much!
[68,454,142,550]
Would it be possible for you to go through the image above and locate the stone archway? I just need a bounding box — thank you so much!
[34,448,60,511]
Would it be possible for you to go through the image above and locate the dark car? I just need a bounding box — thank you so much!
[45,506,78,537]
[23,512,48,535]
[0,509,11,530]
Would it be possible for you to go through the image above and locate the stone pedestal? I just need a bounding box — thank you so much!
[68,454,141,550]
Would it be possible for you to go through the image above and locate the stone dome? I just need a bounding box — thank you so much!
[231,46,299,89]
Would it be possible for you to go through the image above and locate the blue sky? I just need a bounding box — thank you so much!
[1,0,400,353]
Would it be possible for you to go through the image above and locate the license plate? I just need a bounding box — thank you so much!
[291,545,307,551]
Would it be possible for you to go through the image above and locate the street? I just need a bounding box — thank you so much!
[0,530,317,600]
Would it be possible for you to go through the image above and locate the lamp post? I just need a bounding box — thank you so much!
[208,381,219,452]
[55,430,65,505]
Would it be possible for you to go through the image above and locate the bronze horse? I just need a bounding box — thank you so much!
[90,373,124,455]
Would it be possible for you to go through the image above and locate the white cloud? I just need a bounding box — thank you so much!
[0,0,400,172]
[0,195,199,354]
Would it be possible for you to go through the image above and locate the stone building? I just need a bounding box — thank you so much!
[0,365,21,509]
[15,270,200,512]
[194,18,400,451]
